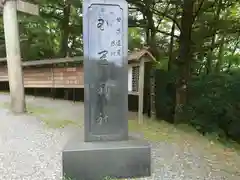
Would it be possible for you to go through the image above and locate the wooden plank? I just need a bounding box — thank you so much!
[0,49,155,66]
[54,84,84,88]
[22,57,83,66]
[24,85,54,88]
[66,67,77,72]
[16,0,39,15]
[24,80,52,83]
[24,77,52,80]
[24,74,51,77]
[24,72,52,76]
[24,79,52,82]
[53,80,82,84]
[0,0,39,15]
[128,91,139,96]
[24,83,53,86]
[0,73,7,76]
[53,77,80,81]
[24,69,51,73]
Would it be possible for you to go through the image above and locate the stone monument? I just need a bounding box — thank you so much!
[62,0,151,179]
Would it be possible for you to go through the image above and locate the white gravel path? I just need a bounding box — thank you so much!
[0,108,78,180]
[0,93,239,180]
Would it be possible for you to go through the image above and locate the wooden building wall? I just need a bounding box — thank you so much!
[0,52,154,122]
[0,66,8,81]
[0,66,84,88]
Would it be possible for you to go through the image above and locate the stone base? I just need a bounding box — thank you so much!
[62,136,151,180]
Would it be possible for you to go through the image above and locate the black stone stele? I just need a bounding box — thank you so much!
[62,0,151,179]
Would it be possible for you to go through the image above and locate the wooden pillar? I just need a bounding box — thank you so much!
[3,0,26,113]
[150,65,156,120]
[138,59,145,124]
[51,64,55,99]
[64,89,69,100]
[34,88,37,97]
[73,88,76,102]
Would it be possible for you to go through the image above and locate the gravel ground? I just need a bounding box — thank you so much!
[0,108,78,180]
[0,93,239,180]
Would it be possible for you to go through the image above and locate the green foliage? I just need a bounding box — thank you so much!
[155,56,169,70]
[154,69,176,122]
[128,27,144,51]
[223,54,240,70]
[184,72,240,143]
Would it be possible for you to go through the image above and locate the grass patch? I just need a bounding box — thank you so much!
[28,106,54,116]
[41,117,82,129]
[129,117,240,176]
[128,117,240,153]
[28,105,82,129]
[129,117,240,150]
[0,102,10,109]
[0,102,54,116]
[0,91,9,94]
[0,101,82,129]
[128,118,199,142]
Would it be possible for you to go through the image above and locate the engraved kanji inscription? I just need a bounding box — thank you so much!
[97,18,105,31]
[98,50,108,61]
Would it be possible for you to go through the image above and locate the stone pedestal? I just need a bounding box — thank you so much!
[62,135,151,180]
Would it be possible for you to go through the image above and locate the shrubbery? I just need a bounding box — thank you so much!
[184,72,240,142]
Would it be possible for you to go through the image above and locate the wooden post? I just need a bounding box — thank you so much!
[1,0,38,113]
[51,64,54,99]
[150,65,156,120]
[73,88,76,103]
[0,0,39,15]
[3,0,26,113]
[138,58,145,124]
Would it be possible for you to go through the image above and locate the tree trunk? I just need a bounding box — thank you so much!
[196,50,205,74]
[206,34,216,74]
[145,26,150,46]
[59,0,71,57]
[174,0,194,123]
[144,9,158,119]
[215,36,225,72]
[168,11,177,71]
[69,35,76,56]
[146,12,158,58]
[206,0,222,74]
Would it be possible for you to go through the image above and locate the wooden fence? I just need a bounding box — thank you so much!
[0,49,155,122]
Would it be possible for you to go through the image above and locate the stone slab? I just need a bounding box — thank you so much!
[62,135,151,180]
[83,1,129,142]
